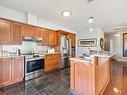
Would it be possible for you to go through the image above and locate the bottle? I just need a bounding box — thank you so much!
[18,49,21,56]
[16,48,21,56]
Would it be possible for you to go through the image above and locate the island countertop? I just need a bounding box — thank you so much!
[71,52,116,64]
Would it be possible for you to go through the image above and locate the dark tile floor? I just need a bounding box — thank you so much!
[0,68,72,95]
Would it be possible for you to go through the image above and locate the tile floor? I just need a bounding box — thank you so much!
[0,68,72,95]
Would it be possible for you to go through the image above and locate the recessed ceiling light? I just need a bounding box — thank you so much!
[89,28,93,31]
[62,10,71,17]
[115,34,120,37]
[88,17,94,23]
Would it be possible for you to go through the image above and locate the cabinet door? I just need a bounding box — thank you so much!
[31,26,42,38]
[67,33,76,46]
[22,24,32,37]
[10,22,22,45]
[41,29,49,45]
[36,27,42,38]
[49,30,56,46]
[11,57,24,82]
[45,54,60,72]
[0,20,11,44]
[0,59,12,86]
[72,34,76,47]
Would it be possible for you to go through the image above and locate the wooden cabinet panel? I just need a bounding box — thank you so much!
[11,57,24,82]
[0,57,24,87]
[0,59,12,86]
[41,29,49,45]
[31,26,42,38]
[10,22,22,44]
[72,34,76,47]
[45,54,60,72]
[49,31,55,46]
[22,24,31,37]
[75,63,91,95]
[67,33,76,46]
[0,20,11,44]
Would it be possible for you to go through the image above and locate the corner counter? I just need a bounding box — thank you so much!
[70,54,114,95]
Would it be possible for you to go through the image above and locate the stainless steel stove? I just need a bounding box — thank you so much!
[23,53,45,81]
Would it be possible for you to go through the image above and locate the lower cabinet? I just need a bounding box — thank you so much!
[11,57,24,82]
[0,57,24,87]
[0,59,12,86]
[45,54,60,72]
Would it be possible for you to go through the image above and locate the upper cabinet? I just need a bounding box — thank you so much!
[49,30,57,46]
[0,20,11,44]
[0,19,22,45]
[0,18,76,46]
[31,26,42,38]
[56,30,76,47]
[10,22,22,45]
[41,29,49,45]
[67,33,76,47]
[22,24,32,37]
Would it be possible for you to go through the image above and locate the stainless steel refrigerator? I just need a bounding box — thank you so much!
[60,35,71,69]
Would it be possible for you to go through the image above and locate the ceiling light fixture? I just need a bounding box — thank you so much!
[89,28,93,32]
[115,34,120,37]
[62,10,71,17]
[87,0,94,3]
[88,17,94,23]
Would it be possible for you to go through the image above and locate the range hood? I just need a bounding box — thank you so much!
[23,36,42,42]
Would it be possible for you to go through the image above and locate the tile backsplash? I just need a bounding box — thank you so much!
[0,41,48,53]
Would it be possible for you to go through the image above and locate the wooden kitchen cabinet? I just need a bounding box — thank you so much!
[22,24,32,37]
[41,29,49,45]
[0,59,12,87]
[11,57,24,82]
[31,26,42,38]
[71,34,76,47]
[45,54,60,72]
[10,22,22,44]
[49,30,57,46]
[0,19,22,45]
[0,20,11,44]
[0,57,24,87]
[67,33,76,47]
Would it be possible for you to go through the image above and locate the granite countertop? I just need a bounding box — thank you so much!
[70,53,116,64]
[0,55,24,59]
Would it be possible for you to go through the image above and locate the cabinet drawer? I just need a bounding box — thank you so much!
[46,54,60,60]
[45,59,60,66]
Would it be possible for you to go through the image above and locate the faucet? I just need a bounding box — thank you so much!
[88,47,91,56]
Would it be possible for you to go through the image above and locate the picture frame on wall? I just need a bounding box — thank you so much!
[78,38,97,47]
[123,33,127,57]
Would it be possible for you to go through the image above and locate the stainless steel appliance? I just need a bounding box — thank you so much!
[24,54,45,81]
[60,35,71,69]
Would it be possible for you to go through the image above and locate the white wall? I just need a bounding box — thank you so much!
[104,28,127,60]
[77,28,104,57]
[0,6,27,23]
[114,31,127,60]
[0,6,76,33]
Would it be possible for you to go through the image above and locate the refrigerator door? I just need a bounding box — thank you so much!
[60,37,72,69]
[60,36,68,56]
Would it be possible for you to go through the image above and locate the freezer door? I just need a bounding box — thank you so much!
[60,56,70,69]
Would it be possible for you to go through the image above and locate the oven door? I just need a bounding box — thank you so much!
[26,59,44,74]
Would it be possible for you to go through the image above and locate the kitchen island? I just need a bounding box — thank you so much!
[70,54,114,95]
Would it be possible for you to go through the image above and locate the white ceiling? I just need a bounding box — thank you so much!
[0,0,127,32]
